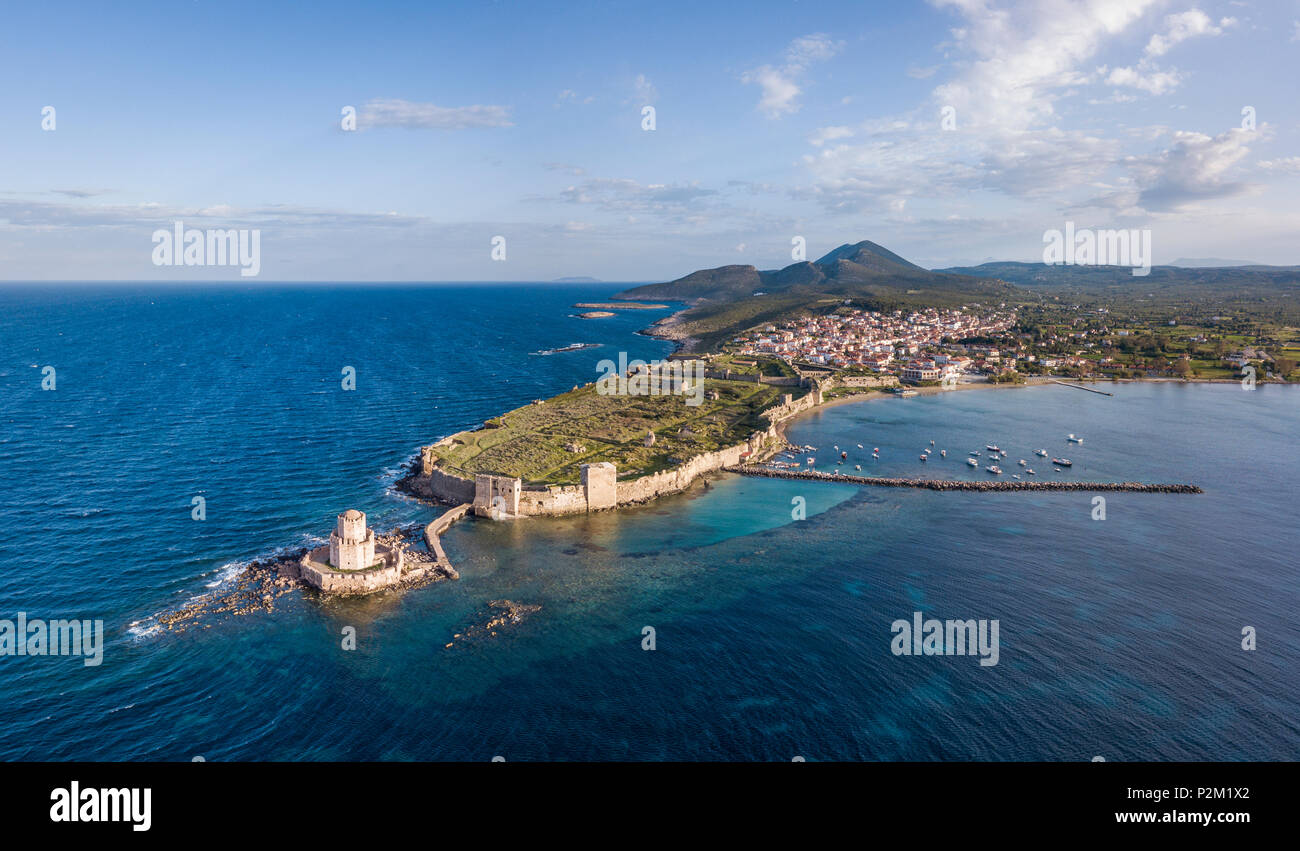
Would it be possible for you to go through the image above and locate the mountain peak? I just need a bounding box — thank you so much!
[814,240,924,272]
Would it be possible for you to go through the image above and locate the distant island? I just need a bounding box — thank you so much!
[552,276,602,283]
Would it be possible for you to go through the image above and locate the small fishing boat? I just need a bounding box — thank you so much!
[986,444,1000,452]
[856,443,864,449]
[929,440,935,446]
[807,457,816,465]
[940,450,947,457]
[919,454,927,462]
[966,457,979,467]
[985,465,1002,474]
[1026,469,1036,475]
[1035,449,1048,457]
[1018,459,1026,466]
[970,450,981,457]
[1013,474,1021,480]
[1051,458,1073,467]
[854,465,861,471]
[1067,434,1083,443]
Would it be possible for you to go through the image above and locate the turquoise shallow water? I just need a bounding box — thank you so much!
[0,284,1296,760]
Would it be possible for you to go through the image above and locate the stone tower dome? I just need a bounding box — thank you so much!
[337,509,366,541]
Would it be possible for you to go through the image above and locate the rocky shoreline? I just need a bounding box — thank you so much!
[151,523,458,633]
[725,466,1203,493]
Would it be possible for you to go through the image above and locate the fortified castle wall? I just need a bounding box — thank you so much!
[410,378,825,518]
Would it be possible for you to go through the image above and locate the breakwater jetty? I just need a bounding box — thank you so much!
[423,503,471,580]
[724,466,1202,494]
[1049,379,1114,396]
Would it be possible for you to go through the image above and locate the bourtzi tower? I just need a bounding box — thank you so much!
[329,509,376,571]
[300,508,404,594]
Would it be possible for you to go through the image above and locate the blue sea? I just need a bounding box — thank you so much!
[1,284,1296,761]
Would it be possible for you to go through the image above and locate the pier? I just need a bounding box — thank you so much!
[1049,379,1114,396]
[724,466,1202,493]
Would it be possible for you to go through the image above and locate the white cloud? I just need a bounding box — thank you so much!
[359,98,512,129]
[1259,157,1300,175]
[743,33,843,118]
[808,126,854,147]
[1127,128,1259,210]
[1105,63,1183,94]
[556,89,594,106]
[1106,9,1234,97]
[633,73,658,105]
[555,178,720,219]
[785,34,841,65]
[1144,10,1233,56]
[742,66,802,117]
[798,0,1267,223]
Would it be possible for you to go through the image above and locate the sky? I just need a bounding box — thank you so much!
[2,0,1299,281]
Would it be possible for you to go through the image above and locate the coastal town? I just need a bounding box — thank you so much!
[725,304,1295,384]
[730,306,1018,383]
